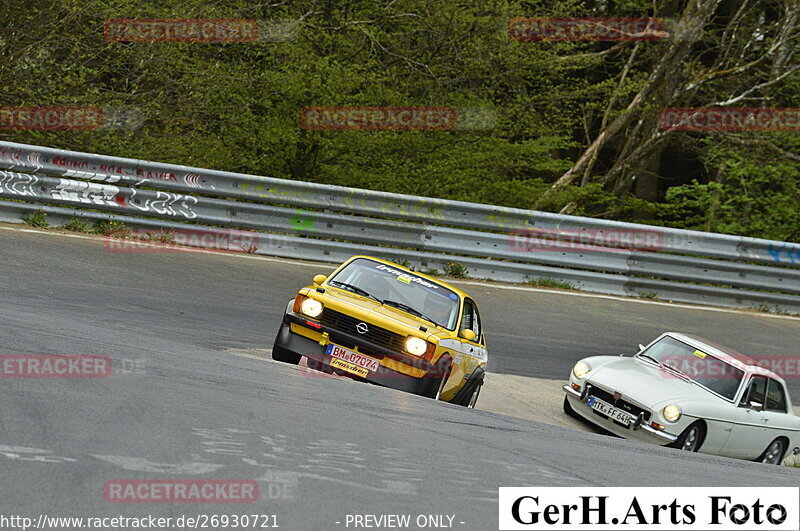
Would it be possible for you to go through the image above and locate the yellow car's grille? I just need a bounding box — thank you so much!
[319,308,407,353]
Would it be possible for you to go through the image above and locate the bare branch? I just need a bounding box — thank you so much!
[709,63,800,106]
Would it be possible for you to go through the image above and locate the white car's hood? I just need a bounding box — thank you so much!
[588,356,722,407]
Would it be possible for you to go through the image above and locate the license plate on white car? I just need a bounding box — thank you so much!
[588,396,634,426]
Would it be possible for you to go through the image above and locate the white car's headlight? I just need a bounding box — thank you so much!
[300,297,323,318]
[572,361,591,379]
[663,404,682,423]
[405,336,428,356]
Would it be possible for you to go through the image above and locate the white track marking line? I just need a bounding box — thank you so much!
[92,455,223,474]
[4,223,799,321]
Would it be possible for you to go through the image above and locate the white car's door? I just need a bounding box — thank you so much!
[722,375,773,458]
[759,379,797,454]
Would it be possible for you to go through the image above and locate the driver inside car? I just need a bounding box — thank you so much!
[424,294,454,328]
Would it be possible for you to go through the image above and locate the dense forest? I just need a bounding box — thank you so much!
[1,0,798,240]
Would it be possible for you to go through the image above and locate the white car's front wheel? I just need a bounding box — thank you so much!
[759,439,786,465]
[672,422,705,452]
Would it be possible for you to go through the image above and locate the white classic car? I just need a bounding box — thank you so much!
[563,332,800,464]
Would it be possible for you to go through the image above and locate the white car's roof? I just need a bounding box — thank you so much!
[665,332,784,383]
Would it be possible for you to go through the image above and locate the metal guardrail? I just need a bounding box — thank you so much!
[1,140,799,314]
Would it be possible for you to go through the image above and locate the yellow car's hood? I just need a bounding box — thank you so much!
[323,288,444,339]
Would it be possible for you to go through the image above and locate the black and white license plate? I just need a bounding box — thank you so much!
[588,396,634,425]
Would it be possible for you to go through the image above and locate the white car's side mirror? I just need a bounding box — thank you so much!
[749,401,764,412]
[638,344,645,352]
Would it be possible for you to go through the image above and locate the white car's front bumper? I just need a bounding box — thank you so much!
[563,383,678,444]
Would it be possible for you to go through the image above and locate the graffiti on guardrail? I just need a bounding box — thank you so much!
[128,189,198,219]
[290,210,315,232]
[0,171,38,197]
[0,172,198,220]
[63,169,123,183]
[767,242,800,264]
[0,149,191,188]
[52,179,121,207]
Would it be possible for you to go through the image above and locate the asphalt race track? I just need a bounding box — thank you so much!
[1,226,799,530]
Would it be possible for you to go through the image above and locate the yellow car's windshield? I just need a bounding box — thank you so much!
[329,258,460,330]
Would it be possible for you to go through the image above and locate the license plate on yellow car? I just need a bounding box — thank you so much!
[325,344,379,377]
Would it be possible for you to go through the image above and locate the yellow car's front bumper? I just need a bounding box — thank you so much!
[274,311,445,397]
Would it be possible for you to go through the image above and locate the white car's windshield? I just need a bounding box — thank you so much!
[637,336,744,400]
[329,258,460,330]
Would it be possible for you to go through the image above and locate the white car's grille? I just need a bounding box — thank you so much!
[589,385,652,424]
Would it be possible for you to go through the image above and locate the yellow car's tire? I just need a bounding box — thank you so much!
[453,367,484,407]
[272,345,301,364]
[465,378,483,408]
[272,330,301,364]
[426,355,452,400]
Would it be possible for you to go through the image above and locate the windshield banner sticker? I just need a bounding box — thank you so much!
[374,264,438,289]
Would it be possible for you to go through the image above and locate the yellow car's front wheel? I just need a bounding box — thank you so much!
[452,366,485,408]
[427,355,452,400]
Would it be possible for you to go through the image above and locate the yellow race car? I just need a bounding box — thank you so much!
[272,256,487,406]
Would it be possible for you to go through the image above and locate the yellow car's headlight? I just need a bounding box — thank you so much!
[572,361,591,379]
[663,404,682,423]
[299,297,323,318]
[405,336,428,356]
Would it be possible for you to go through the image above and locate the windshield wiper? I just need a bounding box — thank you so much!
[328,281,381,303]
[637,353,690,380]
[637,353,662,366]
[382,300,438,326]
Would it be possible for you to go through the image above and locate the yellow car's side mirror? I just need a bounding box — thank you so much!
[313,274,327,285]
[460,329,477,341]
